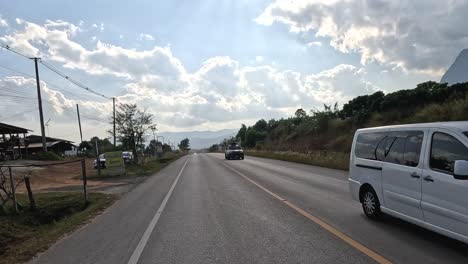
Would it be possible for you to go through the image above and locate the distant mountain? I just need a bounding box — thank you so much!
[157,129,237,149]
[441,49,468,85]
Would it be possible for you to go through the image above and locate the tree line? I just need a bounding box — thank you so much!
[79,103,190,163]
[232,81,468,153]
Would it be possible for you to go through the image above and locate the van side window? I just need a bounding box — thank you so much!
[375,137,389,161]
[355,132,387,160]
[385,132,423,167]
[430,132,468,174]
[404,133,424,167]
[356,131,423,167]
[385,137,405,164]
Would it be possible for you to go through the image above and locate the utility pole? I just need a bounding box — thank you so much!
[76,104,83,143]
[45,118,51,137]
[151,127,156,157]
[113,97,116,148]
[32,57,47,152]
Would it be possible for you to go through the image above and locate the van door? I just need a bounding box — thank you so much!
[381,131,425,221]
[421,130,468,237]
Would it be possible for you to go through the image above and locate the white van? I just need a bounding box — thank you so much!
[349,122,468,243]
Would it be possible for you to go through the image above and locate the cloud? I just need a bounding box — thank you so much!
[0,16,7,27]
[256,0,468,76]
[0,18,378,136]
[91,23,104,32]
[1,20,187,81]
[307,41,322,47]
[139,33,155,41]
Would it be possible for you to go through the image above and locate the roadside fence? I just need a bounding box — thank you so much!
[0,159,88,213]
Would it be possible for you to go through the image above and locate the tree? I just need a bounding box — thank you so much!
[89,136,114,153]
[295,108,307,118]
[253,119,268,132]
[178,138,190,151]
[113,103,156,163]
[208,144,219,152]
[236,124,247,146]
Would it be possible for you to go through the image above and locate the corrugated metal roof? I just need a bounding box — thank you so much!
[0,122,32,134]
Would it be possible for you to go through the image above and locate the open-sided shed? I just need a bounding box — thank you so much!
[0,122,32,160]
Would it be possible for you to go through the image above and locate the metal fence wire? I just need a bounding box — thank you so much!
[0,159,87,213]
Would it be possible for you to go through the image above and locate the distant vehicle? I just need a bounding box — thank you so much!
[349,122,468,244]
[122,151,133,163]
[94,154,106,169]
[225,144,244,160]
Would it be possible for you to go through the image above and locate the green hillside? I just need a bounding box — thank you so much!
[233,81,468,169]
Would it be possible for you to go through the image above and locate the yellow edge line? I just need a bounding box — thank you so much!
[220,161,392,264]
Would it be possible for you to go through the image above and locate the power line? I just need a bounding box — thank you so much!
[0,42,32,59]
[0,92,109,124]
[0,84,111,122]
[1,108,36,121]
[40,60,112,99]
[0,63,103,101]
[0,64,35,78]
[0,42,112,100]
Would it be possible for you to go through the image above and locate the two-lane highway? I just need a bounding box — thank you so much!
[31,153,468,264]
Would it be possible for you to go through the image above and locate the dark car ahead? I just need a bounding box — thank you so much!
[225,144,244,160]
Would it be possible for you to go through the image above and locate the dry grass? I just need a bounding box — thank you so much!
[246,150,349,170]
[0,192,116,264]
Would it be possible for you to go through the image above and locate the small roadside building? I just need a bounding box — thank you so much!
[25,135,77,156]
[0,122,32,160]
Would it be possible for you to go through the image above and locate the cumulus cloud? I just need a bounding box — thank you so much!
[0,18,378,135]
[256,0,468,76]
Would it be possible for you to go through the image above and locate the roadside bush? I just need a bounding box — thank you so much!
[34,151,62,161]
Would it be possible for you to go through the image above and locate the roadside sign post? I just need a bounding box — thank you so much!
[105,151,126,176]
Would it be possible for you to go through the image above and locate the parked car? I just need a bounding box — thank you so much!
[122,151,133,163]
[225,144,244,160]
[94,154,106,169]
[349,121,468,243]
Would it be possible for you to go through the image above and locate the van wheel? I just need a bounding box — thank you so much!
[361,187,381,220]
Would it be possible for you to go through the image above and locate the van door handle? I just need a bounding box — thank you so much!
[410,172,420,179]
[423,176,434,182]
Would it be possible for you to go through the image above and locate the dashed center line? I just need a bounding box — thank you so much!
[219,161,392,264]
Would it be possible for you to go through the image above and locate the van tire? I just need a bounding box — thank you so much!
[360,187,382,220]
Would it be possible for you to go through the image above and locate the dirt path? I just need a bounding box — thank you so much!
[1,159,138,194]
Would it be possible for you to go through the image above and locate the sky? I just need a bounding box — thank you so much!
[1,0,467,144]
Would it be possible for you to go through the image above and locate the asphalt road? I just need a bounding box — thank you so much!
[31,153,468,264]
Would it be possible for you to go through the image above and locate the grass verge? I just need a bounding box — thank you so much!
[246,150,349,171]
[126,153,183,177]
[0,192,116,264]
[88,153,184,179]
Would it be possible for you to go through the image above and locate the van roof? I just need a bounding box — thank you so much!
[356,121,468,133]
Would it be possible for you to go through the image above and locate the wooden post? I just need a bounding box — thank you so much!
[24,175,36,210]
[81,159,88,204]
[8,167,18,213]
[95,139,101,177]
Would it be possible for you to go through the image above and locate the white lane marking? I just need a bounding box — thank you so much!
[127,158,189,264]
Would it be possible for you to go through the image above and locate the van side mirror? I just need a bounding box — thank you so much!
[454,160,468,180]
